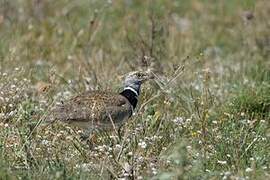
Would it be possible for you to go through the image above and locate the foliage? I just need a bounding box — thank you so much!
[0,0,269,179]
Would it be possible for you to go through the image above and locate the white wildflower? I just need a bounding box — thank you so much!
[260,120,266,123]
[8,110,16,116]
[152,167,157,175]
[138,141,147,149]
[123,173,129,177]
[41,140,50,145]
[172,117,184,125]
[245,167,253,172]
[0,113,5,118]
[217,160,227,165]
[115,144,121,149]
[65,136,73,141]
[186,118,191,123]
[79,163,92,172]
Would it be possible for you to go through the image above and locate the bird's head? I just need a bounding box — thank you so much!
[123,70,154,95]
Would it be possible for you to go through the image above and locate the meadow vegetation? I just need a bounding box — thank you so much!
[0,0,269,179]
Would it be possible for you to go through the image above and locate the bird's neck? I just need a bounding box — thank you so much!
[120,87,139,109]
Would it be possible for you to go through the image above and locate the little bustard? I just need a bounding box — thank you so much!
[47,71,153,139]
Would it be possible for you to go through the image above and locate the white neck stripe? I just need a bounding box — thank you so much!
[124,87,139,97]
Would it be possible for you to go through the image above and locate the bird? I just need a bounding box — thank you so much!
[46,71,153,140]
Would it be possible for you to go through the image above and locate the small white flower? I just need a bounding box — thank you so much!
[172,117,184,125]
[123,173,129,177]
[67,55,73,60]
[10,84,16,89]
[0,113,5,118]
[212,120,218,124]
[115,144,121,149]
[65,136,73,141]
[260,120,266,123]
[152,167,157,175]
[127,151,133,156]
[80,163,92,172]
[138,141,147,149]
[245,167,253,172]
[184,117,189,122]
[123,162,132,173]
[8,110,16,116]
[41,140,50,145]
[97,145,104,152]
[217,160,227,165]
[137,156,144,162]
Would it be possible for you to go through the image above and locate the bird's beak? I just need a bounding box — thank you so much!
[141,71,154,82]
[147,71,155,80]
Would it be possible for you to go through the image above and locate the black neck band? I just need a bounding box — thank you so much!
[120,89,138,109]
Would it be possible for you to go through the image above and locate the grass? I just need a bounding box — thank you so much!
[0,0,269,179]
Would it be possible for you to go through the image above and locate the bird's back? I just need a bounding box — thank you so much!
[47,90,133,130]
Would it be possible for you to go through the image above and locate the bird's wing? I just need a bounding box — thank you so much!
[48,91,132,129]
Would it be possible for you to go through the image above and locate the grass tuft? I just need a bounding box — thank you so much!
[0,0,269,179]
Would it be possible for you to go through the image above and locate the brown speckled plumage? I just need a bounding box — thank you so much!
[49,91,133,130]
[47,71,153,134]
